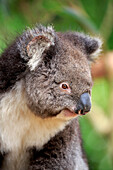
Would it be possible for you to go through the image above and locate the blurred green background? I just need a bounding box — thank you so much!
[0,0,113,169]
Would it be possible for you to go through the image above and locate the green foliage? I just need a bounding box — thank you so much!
[80,0,109,28]
[0,0,113,51]
[92,79,110,113]
[80,117,112,170]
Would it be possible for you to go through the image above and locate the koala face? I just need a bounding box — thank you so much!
[18,25,102,119]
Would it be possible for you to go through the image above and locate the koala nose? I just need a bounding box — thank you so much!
[75,92,91,115]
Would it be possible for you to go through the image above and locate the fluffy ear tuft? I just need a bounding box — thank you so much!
[17,25,55,70]
[26,35,52,70]
[84,36,103,62]
[65,32,102,63]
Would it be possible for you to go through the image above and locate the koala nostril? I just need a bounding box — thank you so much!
[85,105,91,112]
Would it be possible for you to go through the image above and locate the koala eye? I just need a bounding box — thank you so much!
[62,83,69,89]
[60,82,71,93]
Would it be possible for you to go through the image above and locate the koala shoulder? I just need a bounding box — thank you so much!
[0,40,27,93]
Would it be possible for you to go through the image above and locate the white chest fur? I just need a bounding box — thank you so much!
[0,80,69,170]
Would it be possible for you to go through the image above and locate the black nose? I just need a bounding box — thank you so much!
[75,92,91,115]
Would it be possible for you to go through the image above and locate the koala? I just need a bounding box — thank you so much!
[0,25,102,170]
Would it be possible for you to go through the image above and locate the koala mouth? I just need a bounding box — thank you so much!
[65,109,88,117]
[57,109,88,119]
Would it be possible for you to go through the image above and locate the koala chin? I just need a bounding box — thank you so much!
[0,25,102,170]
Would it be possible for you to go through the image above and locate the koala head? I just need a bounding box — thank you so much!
[17,25,102,119]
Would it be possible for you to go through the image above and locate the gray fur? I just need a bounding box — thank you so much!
[0,25,102,170]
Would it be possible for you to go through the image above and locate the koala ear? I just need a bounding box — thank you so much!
[83,36,102,62]
[66,32,102,63]
[26,35,53,70]
[17,25,55,70]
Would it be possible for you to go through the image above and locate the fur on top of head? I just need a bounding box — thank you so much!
[17,25,55,70]
[17,24,102,71]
